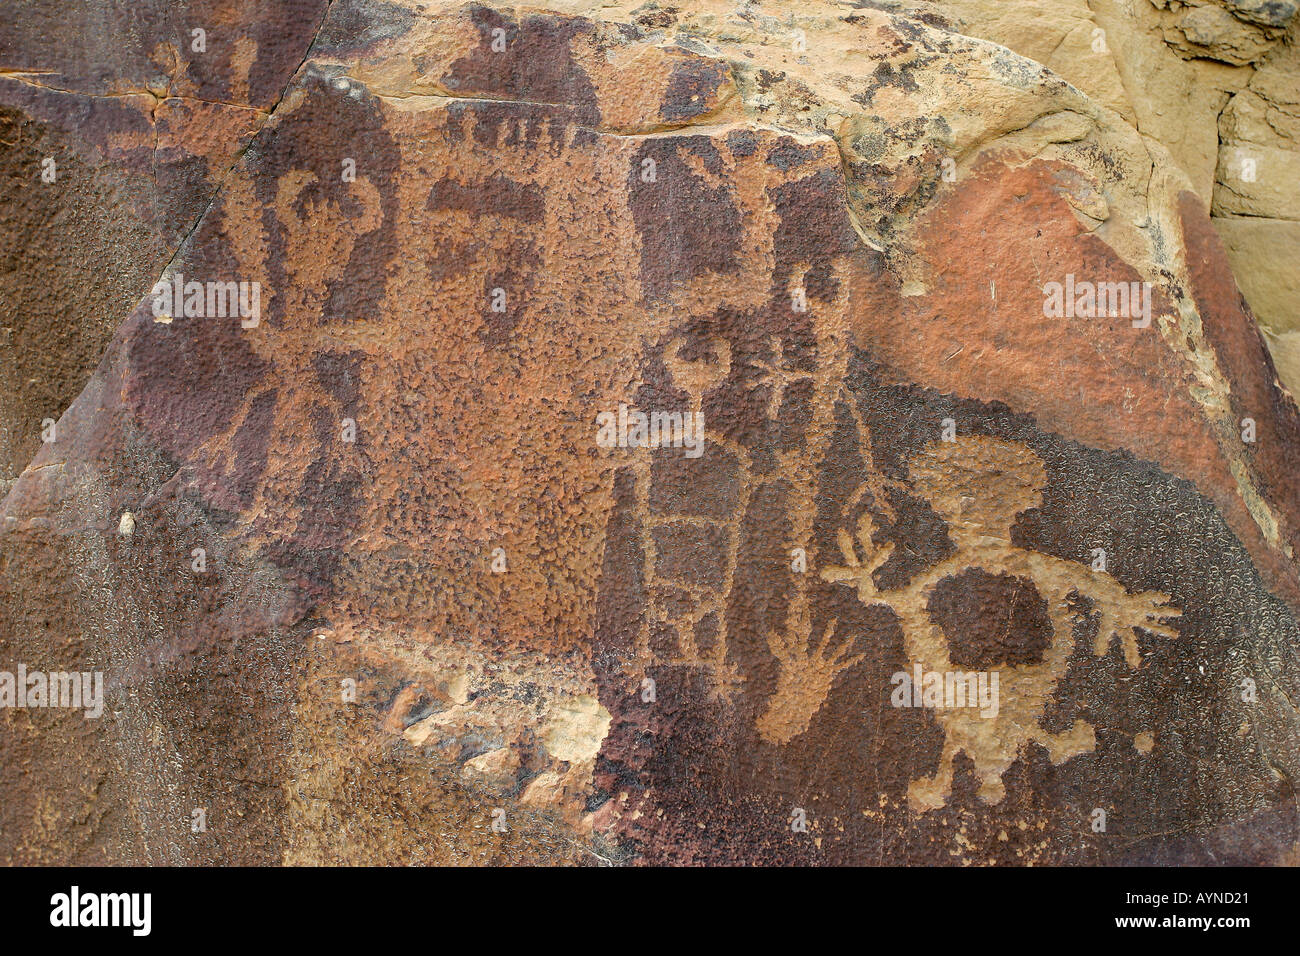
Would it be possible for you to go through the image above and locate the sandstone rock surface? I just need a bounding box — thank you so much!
[931,0,1300,391]
[1,0,1298,865]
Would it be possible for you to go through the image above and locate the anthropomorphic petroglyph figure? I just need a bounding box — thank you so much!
[663,336,731,418]
[275,169,383,316]
[633,326,851,706]
[632,335,747,695]
[821,436,1180,810]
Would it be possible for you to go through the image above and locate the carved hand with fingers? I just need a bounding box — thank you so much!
[758,613,864,746]
[820,512,895,606]
[1091,584,1181,668]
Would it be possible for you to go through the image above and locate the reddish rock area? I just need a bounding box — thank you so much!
[0,0,1297,865]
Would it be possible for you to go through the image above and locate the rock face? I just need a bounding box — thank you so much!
[932,0,1300,395]
[0,0,333,491]
[0,0,1297,865]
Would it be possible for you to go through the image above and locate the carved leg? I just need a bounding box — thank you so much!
[909,737,956,812]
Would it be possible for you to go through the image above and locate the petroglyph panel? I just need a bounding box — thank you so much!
[1,0,1297,867]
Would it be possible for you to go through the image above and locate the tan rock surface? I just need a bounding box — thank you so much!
[932,0,1300,390]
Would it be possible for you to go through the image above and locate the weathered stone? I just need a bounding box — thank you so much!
[928,0,1300,389]
[1214,215,1300,386]
[0,0,332,491]
[1159,1,1285,65]
[0,0,1298,866]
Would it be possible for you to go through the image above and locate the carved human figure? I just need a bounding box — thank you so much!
[821,436,1180,809]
